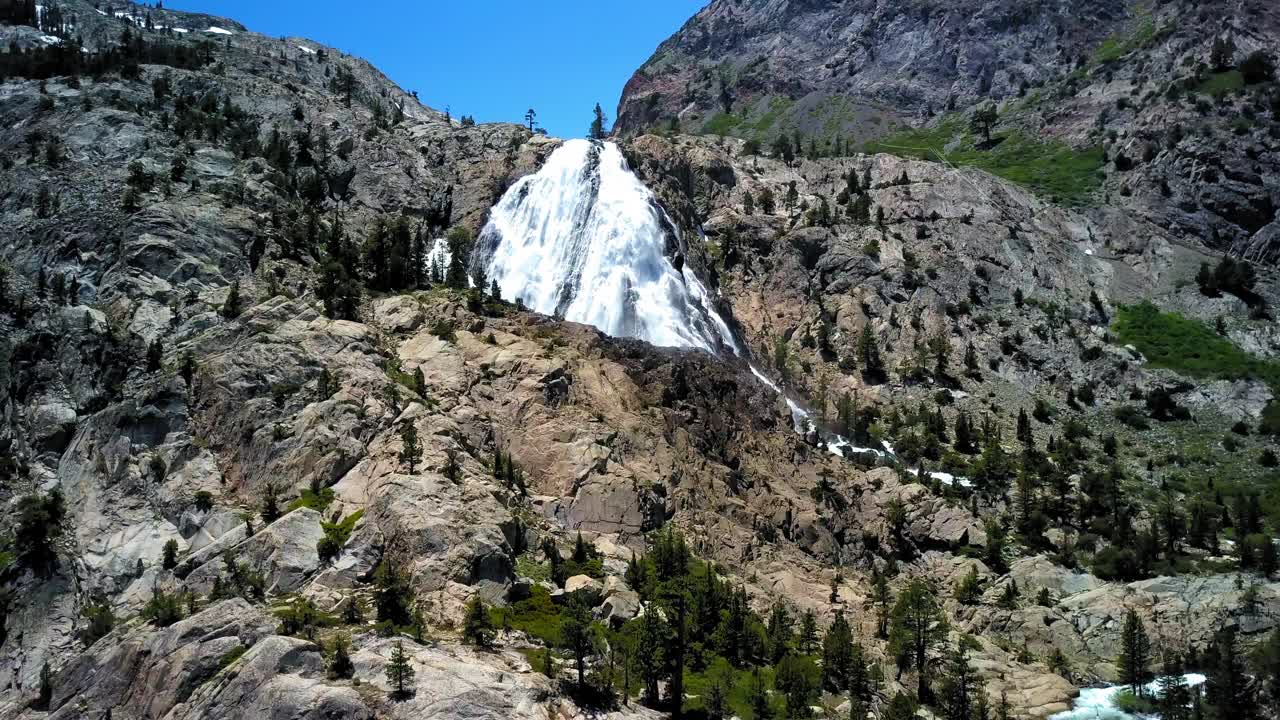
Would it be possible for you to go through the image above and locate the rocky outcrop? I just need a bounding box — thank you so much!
[615,0,1126,139]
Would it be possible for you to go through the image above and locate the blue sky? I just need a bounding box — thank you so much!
[169,1,705,138]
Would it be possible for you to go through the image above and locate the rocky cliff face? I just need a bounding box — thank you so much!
[618,0,1280,262]
[615,0,1127,140]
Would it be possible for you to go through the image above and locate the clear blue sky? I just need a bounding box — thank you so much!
[168,0,705,138]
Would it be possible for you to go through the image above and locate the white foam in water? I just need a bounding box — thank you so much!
[478,139,737,355]
[1049,674,1206,720]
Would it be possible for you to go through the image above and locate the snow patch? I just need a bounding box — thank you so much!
[297,45,316,55]
[205,26,234,35]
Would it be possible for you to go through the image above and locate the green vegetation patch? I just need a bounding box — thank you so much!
[321,509,364,547]
[751,96,794,134]
[1196,70,1245,97]
[218,645,248,670]
[1091,9,1159,66]
[1112,302,1280,389]
[287,487,334,513]
[682,656,784,719]
[495,584,563,646]
[864,116,1105,205]
[702,112,744,136]
[515,555,551,582]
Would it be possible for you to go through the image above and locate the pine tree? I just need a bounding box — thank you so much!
[1157,654,1192,720]
[342,597,364,625]
[400,423,421,473]
[954,566,983,605]
[747,667,773,720]
[1117,608,1152,695]
[822,611,855,691]
[441,225,473,290]
[146,338,163,372]
[705,664,733,719]
[260,482,280,523]
[940,641,980,720]
[869,568,892,638]
[969,102,998,144]
[1211,35,1237,72]
[858,326,886,384]
[889,579,948,702]
[173,352,194,389]
[162,539,179,570]
[955,413,977,454]
[373,559,413,626]
[589,103,607,140]
[766,602,794,663]
[560,598,593,688]
[1016,408,1032,445]
[849,641,870,702]
[462,597,495,648]
[1254,628,1280,714]
[37,661,53,710]
[572,531,590,564]
[634,603,667,706]
[384,640,415,697]
[327,633,355,679]
[797,609,820,654]
[775,652,819,718]
[1205,626,1258,718]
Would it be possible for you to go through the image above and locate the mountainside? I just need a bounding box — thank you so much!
[3,2,1280,720]
[618,0,1280,260]
[616,0,1124,139]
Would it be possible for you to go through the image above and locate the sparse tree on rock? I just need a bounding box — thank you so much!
[384,640,415,698]
[462,596,495,648]
[970,102,998,145]
[400,423,421,473]
[327,633,355,679]
[589,103,608,140]
[162,539,179,570]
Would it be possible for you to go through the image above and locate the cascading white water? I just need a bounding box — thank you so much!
[475,139,737,355]
[473,137,942,479]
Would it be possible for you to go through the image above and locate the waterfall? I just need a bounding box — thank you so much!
[474,138,943,479]
[474,139,738,355]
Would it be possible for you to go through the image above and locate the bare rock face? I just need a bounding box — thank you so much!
[185,509,326,595]
[615,0,1125,139]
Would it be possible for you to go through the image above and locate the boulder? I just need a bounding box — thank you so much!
[596,589,641,626]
